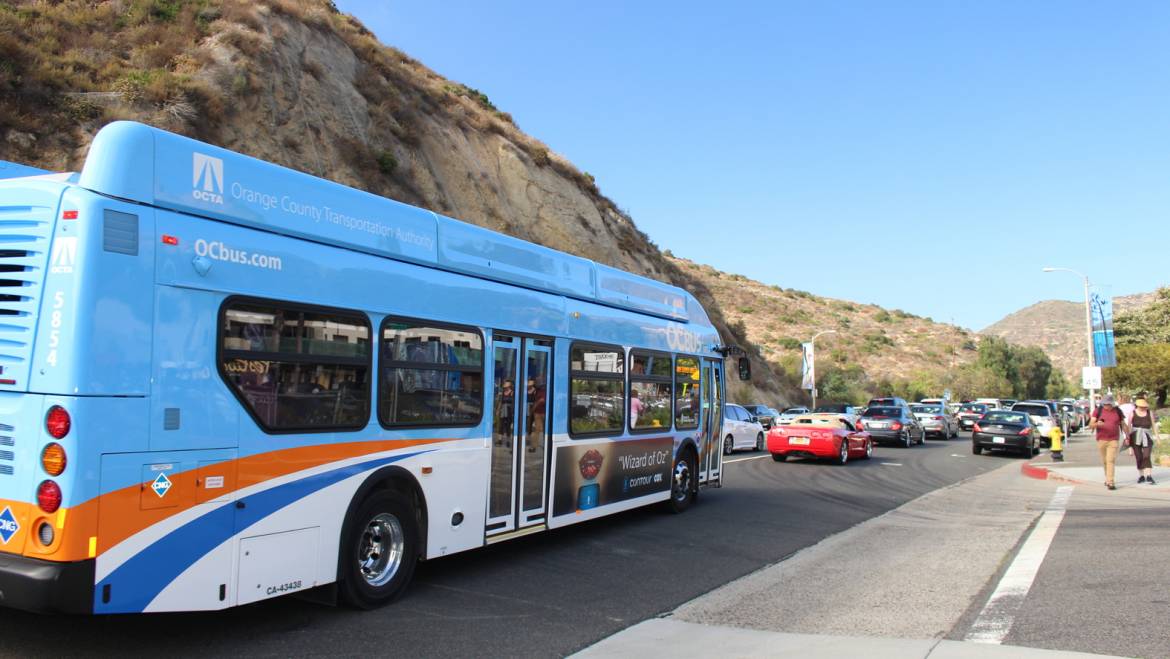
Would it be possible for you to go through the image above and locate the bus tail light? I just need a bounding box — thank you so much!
[41,443,66,476]
[46,406,71,439]
[37,480,62,513]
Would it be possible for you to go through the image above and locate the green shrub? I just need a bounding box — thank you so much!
[775,337,802,350]
[376,150,397,175]
[874,310,892,323]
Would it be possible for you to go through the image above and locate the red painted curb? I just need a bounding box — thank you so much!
[1020,461,1090,484]
[1020,461,1052,480]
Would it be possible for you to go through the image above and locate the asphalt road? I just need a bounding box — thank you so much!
[1,435,1005,658]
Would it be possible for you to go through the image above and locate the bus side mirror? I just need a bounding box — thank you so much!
[737,357,751,381]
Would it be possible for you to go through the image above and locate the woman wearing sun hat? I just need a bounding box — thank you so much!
[1129,397,1158,485]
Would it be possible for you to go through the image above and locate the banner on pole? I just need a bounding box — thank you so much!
[801,342,815,391]
[1089,287,1117,368]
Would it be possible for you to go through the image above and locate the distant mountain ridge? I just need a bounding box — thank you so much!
[981,291,1160,381]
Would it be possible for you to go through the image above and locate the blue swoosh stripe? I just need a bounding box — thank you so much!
[96,451,425,613]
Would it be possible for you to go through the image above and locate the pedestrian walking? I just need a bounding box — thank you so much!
[1129,398,1158,485]
[1118,393,1136,426]
[1090,394,1130,490]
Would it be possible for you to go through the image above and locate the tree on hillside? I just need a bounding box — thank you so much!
[977,337,1019,389]
[1109,287,1170,406]
[1115,287,1170,345]
[1015,346,1053,399]
[1105,344,1170,408]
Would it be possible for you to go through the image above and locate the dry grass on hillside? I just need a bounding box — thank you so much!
[670,255,980,400]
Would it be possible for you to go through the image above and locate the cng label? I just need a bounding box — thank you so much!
[151,473,173,498]
[0,506,19,544]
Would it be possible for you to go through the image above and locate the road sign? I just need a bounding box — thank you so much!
[1082,366,1102,390]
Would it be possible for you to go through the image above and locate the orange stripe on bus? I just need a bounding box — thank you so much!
[20,437,451,562]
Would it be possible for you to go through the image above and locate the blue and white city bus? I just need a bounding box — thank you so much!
[0,122,744,613]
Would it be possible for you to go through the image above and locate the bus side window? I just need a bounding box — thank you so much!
[568,343,625,436]
[674,356,700,430]
[378,318,484,428]
[629,350,672,432]
[219,298,371,432]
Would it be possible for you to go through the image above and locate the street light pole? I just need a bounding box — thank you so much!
[809,330,837,410]
[1043,267,1096,407]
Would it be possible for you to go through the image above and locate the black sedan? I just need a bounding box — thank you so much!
[971,410,1040,458]
[743,404,779,430]
[860,406,925,448]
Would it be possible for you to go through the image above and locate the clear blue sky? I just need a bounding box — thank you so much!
[335,1,1169,329]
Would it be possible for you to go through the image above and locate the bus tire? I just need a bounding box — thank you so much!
[665,449,697,514]
[338,490,419,609]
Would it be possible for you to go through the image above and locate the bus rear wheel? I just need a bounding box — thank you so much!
[339,490,419,609]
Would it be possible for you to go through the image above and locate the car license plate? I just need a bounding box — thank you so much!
[789,437,810,445]
[993,437,1005,444]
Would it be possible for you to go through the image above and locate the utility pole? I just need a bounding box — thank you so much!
[1043,267,1096,408]
[809,330,837,410]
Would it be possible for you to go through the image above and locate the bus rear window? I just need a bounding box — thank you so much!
[379,319,484,427]
[220,300,371,432]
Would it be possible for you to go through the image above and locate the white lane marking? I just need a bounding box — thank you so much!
[965,485,1074,644]
[951,454,967,458]
[723,454,773,464]
[880,462,903,466]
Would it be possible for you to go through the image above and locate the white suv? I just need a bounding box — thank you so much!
[723,404,766,453]
[1011,401,1058,444]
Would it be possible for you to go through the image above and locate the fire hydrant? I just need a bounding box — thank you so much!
[1049,426,1064,462]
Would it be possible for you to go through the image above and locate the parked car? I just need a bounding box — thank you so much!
[956,403,989,431]
[860,405,925,447]
[776,406,811,425]
[723,403,766,453]
[1010,401,1059,447]
[813,403,862,425]
[1000,399,1018,409]
[972,409,1040,457]
[1058,400,1083,432]
[768,414,873,464]
[910,403,958,439]
[743,404,780,430]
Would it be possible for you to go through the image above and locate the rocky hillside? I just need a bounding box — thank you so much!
[0,0,1039,407]
[671,256,981,395]
[1,0,800,400]
[982,291,1159,381]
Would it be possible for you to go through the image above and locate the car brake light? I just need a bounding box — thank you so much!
[973,423,982,433]
[933,416,944,421]
[890,422,903,431]
[45,406,70,439]
[37,480,62,513]
[1018,428,1031,436]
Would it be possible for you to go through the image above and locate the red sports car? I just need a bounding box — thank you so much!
[767,414,873,464]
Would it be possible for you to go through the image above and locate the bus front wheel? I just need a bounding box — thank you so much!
[339,489,420,609]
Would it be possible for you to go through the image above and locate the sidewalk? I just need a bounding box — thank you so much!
[1021,428,1170,490]
[575,619,1124,658]
[573,455,1132,659]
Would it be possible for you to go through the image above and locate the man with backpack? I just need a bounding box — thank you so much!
[1090,394,1130,490]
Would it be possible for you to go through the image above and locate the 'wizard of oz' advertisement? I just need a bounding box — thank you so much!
[552,437,674,517]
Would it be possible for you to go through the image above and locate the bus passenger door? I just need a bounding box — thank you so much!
[706,360,724,484]
[486,335,552,537]
[696,362,713,482]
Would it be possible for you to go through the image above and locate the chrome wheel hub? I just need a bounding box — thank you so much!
[358,513,404,587]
